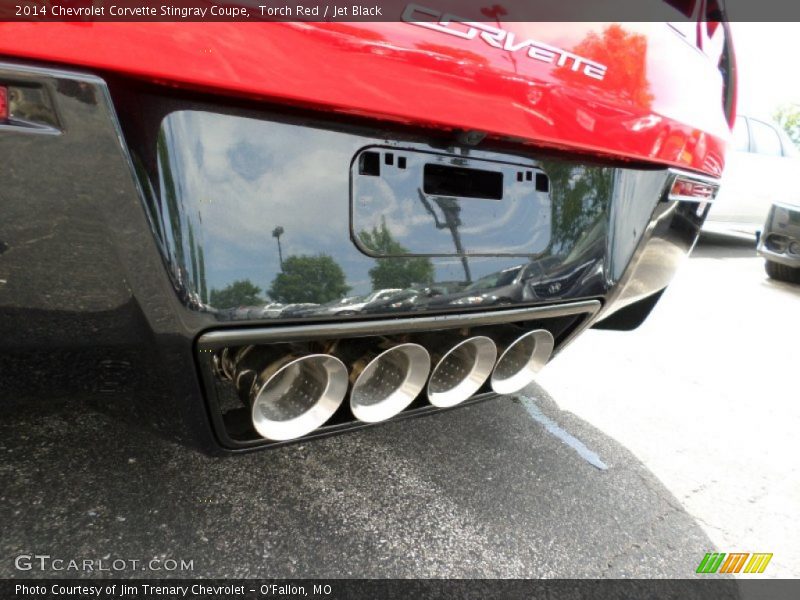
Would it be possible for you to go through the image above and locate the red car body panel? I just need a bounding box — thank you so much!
[0,19,730,176]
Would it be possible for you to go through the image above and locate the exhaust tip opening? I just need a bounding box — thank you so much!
[490,329,555,395]
[350,343,431,423]
[215,347,236,380]
[251,354,348,441]
[427,336,498,408]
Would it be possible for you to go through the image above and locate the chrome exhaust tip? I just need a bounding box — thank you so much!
[350,343,431,423]
[250,354,349,441]
[229,346,349,441]
[490,329,555,395]
[427,336,497,408]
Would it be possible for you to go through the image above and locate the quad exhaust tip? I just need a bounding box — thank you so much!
[217,326,556,440]
[247,353,349,441]
[490,329,555,395]
[350,343,431,423]
[427,336,498,408]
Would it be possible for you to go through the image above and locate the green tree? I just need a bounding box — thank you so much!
[773,104,800,148]
[209,279,263,308]
[359,220,435,290]
[268,254,350,304]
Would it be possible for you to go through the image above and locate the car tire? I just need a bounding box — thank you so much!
[765,260,800,284]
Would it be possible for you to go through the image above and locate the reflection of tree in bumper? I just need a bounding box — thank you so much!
[542,162,612,255]
[210,279,262,309]
[268,254,350,304]
[359,219,435,290]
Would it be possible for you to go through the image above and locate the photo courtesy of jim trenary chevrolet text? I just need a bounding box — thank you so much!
[15,583,317,597]
[1,1,799,599]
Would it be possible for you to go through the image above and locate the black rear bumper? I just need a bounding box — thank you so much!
[0,61,714,451]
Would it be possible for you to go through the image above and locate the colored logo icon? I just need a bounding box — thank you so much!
[696,553,773,574]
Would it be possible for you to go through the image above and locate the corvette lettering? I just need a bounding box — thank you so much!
[402,4,608,81]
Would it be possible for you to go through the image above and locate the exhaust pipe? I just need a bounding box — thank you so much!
[213,347,237,381]
[349,342,431,423]
[490,329,554,395]
[424,334,497,408]
[228,345,349,441]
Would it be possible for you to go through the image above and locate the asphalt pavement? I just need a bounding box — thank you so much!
[0,238,796,579]
[540,236,800,579]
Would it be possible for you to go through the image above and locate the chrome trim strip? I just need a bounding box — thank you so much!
[197,300,601,350]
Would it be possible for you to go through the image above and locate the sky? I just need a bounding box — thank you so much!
[730,22,800,120]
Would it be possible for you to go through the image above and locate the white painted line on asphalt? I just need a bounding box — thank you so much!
[518,395,608,471]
